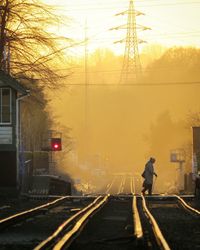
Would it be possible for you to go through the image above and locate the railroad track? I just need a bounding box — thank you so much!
[0,195,97,249]
[0,174,200,249]
[0,198,47,220]
[144,195,200,250]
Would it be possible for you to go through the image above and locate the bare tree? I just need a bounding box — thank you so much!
[0,0,75,154]
[20,80,50,151]
[0,0,71,89]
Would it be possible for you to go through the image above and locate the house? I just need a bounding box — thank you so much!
[0,71,29,194]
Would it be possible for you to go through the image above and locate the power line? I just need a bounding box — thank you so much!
[61,62,200,75]
[137,1,200,7]
[65,1,200,11]
[88,30,200,43]
[62,81,200,86]
[64,2,200,53]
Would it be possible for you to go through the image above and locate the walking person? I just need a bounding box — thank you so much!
[141,157,157,195]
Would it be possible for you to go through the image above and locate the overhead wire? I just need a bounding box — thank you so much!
[60,66,200,75]
[56,0,200,80]
[60,81,200,87]
[63,0,200,49]
[63,1,200,11]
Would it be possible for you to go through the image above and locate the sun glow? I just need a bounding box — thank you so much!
[43,0,200,193]
[43,0,200,56]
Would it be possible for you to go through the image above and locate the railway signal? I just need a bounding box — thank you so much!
[51,138,62,151]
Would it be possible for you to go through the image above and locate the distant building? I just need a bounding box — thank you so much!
[0,71,29,194]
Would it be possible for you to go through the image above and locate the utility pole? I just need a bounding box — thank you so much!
[111,0,150,84]
[84,19,89,168]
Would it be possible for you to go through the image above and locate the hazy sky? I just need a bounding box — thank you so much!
[43,0,200,190]
[44,0,200,54]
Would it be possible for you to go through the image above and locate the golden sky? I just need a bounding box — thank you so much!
[43,0,200,191]
[44,0,200,55]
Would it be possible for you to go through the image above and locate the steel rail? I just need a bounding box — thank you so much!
[141,195,171,250]
[34,195,108,250]
[131,175,143,239]
[118,175,125,194]
[132,195,143,239]
[0,196,69,229]
[131,175,136,194]
[130,176,134,194]
[52,195,109,250]
[174,195,200,215]
[105,176,116,194]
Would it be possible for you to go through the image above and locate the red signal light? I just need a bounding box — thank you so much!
[51,138,62,151]
[53,143,59,149]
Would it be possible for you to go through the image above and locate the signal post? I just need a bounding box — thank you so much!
[42,130,62,175]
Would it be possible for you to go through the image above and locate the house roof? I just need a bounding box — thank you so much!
[0,70,28,95]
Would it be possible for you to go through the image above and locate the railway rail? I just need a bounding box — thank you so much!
[0,174,200,249]
[0,198,46,220]
[0,196,96,249]
[145,195,200,250]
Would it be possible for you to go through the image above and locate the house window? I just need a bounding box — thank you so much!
[0,88,12,124]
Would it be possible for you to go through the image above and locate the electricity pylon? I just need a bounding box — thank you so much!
[111,0,150,84]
